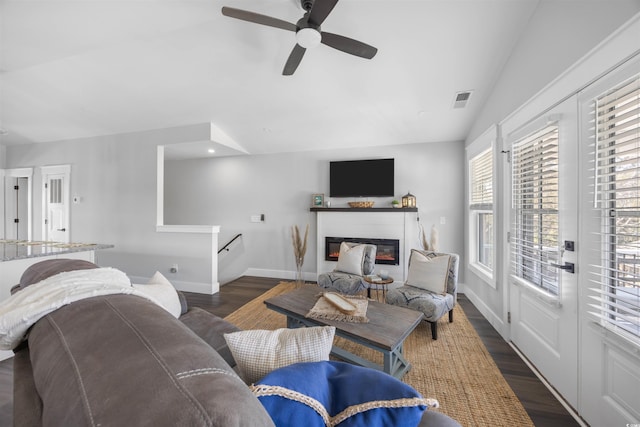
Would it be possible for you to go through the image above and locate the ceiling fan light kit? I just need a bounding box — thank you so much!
[296,28,322,49]
[221,0,377,75]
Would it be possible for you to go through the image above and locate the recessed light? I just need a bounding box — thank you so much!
[208,148,215,154]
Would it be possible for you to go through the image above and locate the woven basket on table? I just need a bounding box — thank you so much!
[348,201,375,208]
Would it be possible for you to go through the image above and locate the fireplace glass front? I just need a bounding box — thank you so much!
[325,237,400,265]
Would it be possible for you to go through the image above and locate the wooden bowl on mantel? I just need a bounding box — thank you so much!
[348,201,375,208]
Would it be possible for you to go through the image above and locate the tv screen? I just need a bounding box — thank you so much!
[330,158,394,197]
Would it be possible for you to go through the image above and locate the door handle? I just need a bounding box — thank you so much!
[57,228,66,232]
[550,262,574,274]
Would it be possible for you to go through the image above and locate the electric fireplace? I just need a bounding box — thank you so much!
[325,237,400,265]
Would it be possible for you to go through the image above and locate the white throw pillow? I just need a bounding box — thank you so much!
[224,326,336,384]
[335,242,366,275]
[405,251,451,295]
[132,271,182,318]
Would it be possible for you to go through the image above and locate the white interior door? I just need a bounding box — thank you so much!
[4,177,19,240]
[16,177,28,239]
[3,169,32,241]
[42,165,70,243]
[507,97,579,407]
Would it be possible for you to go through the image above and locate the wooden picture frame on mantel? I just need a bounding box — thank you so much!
[312,194,324,207]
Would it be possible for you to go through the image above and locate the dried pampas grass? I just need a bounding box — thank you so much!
[292,224,309,286]
[430,224,439,252]
[291,224,309,268]
[419,224,439,252]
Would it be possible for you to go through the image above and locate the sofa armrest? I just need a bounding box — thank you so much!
[179,307,241,367]
[13,345,43,427]
[26,295,273,426]
[418,410,462,427]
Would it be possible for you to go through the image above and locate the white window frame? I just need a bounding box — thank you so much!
[589,71,640,344]
[467,126,496,287]
[510,123,561,298]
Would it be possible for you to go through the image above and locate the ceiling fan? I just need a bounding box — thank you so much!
[221,0,378,75]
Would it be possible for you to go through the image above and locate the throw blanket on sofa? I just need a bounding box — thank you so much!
[0,267,169,350]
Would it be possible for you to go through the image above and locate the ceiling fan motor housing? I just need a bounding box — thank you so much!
[301,0,314,12]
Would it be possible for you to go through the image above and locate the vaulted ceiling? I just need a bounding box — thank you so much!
[0,0,589,156]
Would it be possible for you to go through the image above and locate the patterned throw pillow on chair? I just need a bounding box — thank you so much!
[251,361,438,427]
[405,250,451,295]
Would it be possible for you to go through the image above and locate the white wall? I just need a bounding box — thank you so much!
[1,145,5,238]
[5,135,464,287]
[467,0,640,144]
[5,125,219,288]
[165,141,465,284]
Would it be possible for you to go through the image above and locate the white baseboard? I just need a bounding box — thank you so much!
[463,285,508,339]
[244,268,316,282]
[129,275,219,295]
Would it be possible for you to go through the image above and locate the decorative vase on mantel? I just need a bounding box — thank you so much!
[291,224,309,288]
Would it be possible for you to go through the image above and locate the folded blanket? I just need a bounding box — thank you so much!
[0,267,171,350]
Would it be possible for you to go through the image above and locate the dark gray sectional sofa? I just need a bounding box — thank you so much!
[11,259,460,427]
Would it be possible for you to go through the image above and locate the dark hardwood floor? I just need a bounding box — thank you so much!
[0,276,582,426]
[457,297,582,427]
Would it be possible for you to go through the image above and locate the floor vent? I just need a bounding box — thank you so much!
[453,91,473,109]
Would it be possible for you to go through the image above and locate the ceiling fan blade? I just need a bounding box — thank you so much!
[308,0,339,27]
[221,7,297,32]
[321,32,377,59]
[283,44,306,75]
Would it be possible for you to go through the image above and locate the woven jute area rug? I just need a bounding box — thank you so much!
[225,282,534,427]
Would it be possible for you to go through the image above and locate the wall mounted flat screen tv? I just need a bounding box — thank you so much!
[329,158,394,197]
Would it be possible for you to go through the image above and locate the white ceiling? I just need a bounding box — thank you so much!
[0,0,542,156]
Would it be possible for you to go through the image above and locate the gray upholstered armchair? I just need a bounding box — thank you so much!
[317,242,377,295]
[386,250,459,340]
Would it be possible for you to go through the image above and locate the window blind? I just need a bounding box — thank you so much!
[591,73,640,341]
[470,148,494,271]
[511,125,560,295]
[470,148,493,211]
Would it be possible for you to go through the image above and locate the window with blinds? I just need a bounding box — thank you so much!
[591,73,640,341]
[511,125,560,296]
[470,148,494,270]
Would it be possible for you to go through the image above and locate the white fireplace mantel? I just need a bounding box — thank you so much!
[313,208,420,283]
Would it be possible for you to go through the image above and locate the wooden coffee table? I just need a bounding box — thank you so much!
[264,285,423,379]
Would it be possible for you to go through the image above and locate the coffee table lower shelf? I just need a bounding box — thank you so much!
[277,309,413,379]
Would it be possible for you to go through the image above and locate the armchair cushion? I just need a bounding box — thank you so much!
[405,250,451,295]
[317,272,368,295]
[335,242,375,276]
[386,286,455,322]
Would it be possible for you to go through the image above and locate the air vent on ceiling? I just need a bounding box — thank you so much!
[453,91,473,109]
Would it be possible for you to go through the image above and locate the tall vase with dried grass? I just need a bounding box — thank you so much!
[419,223,439,252]
[291,224,309,287]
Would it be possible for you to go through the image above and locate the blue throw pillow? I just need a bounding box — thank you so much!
[250,361,437,427]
